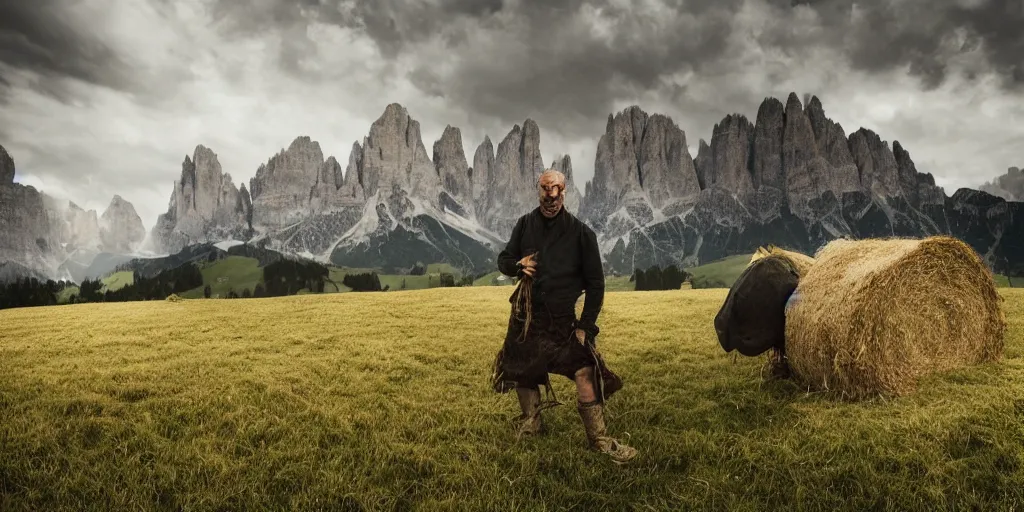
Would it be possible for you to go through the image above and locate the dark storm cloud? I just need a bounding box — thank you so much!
[0,0,138,101]
[434,1,740,137]
[214,0,1020,140]
[768,0,1024,89]
[209,0,505,62]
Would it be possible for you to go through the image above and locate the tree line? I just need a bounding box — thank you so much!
[343,272,384,292]
[262,258,330,296]
[0,277,71,310]
[632,265,691,291]
[75,264,204,303]
[2,257,552,311]
[0,264,207,310]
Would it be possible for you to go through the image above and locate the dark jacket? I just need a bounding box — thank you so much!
[497,207,605,337]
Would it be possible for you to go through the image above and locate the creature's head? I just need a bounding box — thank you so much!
[537,169,566,218]
[749,245,777,265]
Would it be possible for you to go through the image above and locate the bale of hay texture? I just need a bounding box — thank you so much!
[784,236,1006,399]
[715,254,805,357]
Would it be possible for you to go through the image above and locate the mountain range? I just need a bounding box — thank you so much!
[0,144,146,282]
[1,92,1022,283]
[981,167,1024,202]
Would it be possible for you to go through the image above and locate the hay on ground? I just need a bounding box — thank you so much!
[714,254,806,357]
[784,236,1006,400]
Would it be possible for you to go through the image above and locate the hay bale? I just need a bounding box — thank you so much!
[784,236,1006,399]
[715,254,805,357]
[750,244,816,276]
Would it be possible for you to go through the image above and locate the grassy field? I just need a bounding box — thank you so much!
[686,254,751,289]
[330,263,468,292]
[1,288,1022,510]
[101,271,134,291]
[995,274,1023,288]
[179,256,265,298]
[53,270,135,303]
[472,271,514,287]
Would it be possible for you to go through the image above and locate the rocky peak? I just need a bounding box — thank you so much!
[61,200,101,252]
[0,145,56,277]
[470,136,494,213]
[150,144,250,253]
[192,145,220,180]
[0,144,14,185]
[249,135,325,229]
[805,95,827,143]
[916,170,946,206]
[694,139,712,190]
[580,105,703,233]
[482,120,547,236]
[338,143,365,205]
[174,144,231,222]
[309,155,349,213]
[99,194,145,253]
[324,156,343,189]
[781,92,828,215]
[579,106,648,230]
[892,141,922,207]
[705,113,755,196]
[636,113,701,209]
[848,128,903,198]
[803,95,861,196]
[360,103,439,216]
[433,125,473,214]
[550,154,582,214]
[521,120,544,180]
[980,166,1024,201]
[238,183,253,225]
[589,106,647,201]
[751,97,785,191]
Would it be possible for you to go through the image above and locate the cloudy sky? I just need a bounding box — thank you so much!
[1,0,1022,232]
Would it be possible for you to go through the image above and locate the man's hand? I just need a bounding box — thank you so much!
[575,328,587,345]
[518,253,537,277]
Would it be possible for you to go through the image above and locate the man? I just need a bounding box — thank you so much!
[490,169,637,464]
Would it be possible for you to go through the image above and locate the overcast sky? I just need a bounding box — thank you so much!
[1,0,1022,232]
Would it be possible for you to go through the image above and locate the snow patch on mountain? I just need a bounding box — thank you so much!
[214,240,244,251]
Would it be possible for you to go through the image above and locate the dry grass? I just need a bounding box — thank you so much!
[785,237,1006,400]
[0,286,1023,510]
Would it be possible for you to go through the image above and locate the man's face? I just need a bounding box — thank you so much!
[538,172,565,217]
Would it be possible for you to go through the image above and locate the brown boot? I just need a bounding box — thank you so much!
[515,387,545,437]
[577,400,637,464]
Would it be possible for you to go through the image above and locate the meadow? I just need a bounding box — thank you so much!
[1,286,1022,510]
[51,252,1020,305]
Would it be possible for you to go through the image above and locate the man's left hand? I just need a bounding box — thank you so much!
[575,329,587,344]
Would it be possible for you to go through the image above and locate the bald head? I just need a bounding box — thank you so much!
[539,169,566,187]
[538,169,566,218]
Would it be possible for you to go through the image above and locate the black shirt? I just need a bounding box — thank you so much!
[497,207,605,336]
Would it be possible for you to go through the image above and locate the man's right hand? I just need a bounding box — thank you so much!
[518,253,537,277]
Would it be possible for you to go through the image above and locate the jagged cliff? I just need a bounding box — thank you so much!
[585,93,1019,277]
[0,144,147,281]
[150,145,252,254]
